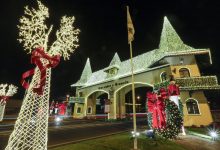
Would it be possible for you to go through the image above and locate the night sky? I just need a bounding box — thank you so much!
[1,0,220,108]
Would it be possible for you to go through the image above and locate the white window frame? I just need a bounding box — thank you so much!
[185,98,201,115]
[160,71,167,82]
[179,67,191,78]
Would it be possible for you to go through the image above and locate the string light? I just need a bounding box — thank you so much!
[5,1,79,149]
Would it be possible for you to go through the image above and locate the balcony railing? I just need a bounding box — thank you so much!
[69,97,85,103]
[175,76,220,90]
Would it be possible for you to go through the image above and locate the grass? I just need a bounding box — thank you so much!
[186,127,220,141]
[185,127,208,135]
[51,132,189,150]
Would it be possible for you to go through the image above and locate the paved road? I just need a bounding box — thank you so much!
[0,118,146,149]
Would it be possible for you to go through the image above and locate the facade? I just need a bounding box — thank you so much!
[70,17,220,127]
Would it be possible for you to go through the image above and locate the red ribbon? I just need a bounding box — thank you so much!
[21,47,60,95]
[147,91,166,129]
[159,88,168,100]
[0,96,10,105]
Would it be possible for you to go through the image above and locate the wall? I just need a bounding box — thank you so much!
[73,103,84,118]
[75,65,170,119]
[180,91,213,126]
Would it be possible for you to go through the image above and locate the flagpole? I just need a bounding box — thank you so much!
[129,41,138,150]
[126,5,138,150]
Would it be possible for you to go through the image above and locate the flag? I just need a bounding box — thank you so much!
[127,6,135,43]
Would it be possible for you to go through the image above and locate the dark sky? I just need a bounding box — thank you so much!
[1,0,220,108]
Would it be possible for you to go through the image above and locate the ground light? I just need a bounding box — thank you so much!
[209,130,219,141]
[131,131,140,138]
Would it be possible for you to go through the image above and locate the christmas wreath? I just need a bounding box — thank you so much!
[146,87,183,139]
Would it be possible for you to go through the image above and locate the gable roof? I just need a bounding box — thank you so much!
[159,16,193,52]
[71,16,211,88]
[73,58,92,86]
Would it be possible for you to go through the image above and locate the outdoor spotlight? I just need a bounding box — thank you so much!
[210,131,218,139]
[136,132,140,136]
[131,131,140,137]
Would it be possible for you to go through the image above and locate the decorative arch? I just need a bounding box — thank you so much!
[185,98,201,115]
[114,82,153,94]
[113,82,153,119]
[85,89,109,99]
[84,89,109,116]
[179,67,191,78]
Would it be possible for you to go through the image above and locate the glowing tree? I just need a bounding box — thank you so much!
[0,84,18,121]
[5,1,79,149]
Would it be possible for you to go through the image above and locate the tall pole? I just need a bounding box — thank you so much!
[129,41,138,150]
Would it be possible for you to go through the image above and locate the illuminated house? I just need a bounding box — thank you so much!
[70,16,220,127]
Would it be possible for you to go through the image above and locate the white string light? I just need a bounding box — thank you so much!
[5,1,79,149]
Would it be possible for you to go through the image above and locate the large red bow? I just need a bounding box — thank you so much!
[159,88,168,100]
[21,47,60,95]
[147,91,166,128]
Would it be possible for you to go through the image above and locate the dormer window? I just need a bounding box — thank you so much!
[104,66,119,78]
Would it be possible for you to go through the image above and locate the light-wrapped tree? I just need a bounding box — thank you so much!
[0,84,18,121]
[5,1,79,149]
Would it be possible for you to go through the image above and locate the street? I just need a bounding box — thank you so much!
[0,118,146,150]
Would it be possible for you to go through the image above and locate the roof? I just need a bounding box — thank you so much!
[71,16,212,88]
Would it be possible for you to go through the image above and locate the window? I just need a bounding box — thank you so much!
[179,68,190,78]
[87,107,92,114]
[77,107,81,114]
[106,68,118,78]
[160,71,167,81]
[186,99,200,114]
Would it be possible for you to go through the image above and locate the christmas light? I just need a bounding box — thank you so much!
[5,1,79,149]
[0,84,17,121]
[0,84,17,97]
[72,16,212,89]
[176,76,220,90]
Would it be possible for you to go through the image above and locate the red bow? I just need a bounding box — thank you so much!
[159,88,168,100]
[147,91,166,128]
[21,47,60,95]
[0,96,10,105]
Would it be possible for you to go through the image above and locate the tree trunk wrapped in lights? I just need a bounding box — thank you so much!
[0,84,17,121]
[5,1,79,149]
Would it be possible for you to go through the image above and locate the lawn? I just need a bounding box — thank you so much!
[51,132,189,150]
[185,127,208,135]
